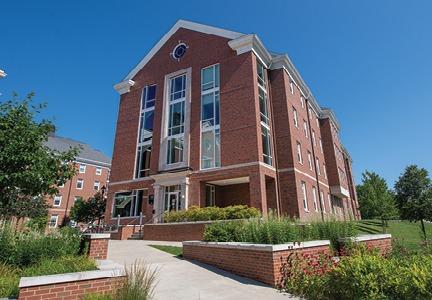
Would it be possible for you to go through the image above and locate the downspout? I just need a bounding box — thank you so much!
[305,98,325,221]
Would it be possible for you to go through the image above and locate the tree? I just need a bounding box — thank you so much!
[356,171,398,229]
[0,93,78,223]
[394,165,432,240]
[70,192,106,224]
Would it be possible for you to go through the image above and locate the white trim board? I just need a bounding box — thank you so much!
[122,20,243,82]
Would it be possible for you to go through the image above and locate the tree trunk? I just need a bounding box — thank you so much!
[420,219,427,241]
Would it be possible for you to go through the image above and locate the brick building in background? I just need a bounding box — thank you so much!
[106,20,360,225]
[45,136,111,228]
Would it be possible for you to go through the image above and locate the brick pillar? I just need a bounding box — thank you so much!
[249,172,268,216]
[83,233,110,260]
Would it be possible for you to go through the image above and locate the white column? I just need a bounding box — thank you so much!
[153,184,163,223]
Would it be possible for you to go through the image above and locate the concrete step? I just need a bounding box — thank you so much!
[128,232,144,240]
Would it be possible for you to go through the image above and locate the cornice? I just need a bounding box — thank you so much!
[113,80,135,95]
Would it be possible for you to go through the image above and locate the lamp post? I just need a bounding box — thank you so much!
[0,70,6,78]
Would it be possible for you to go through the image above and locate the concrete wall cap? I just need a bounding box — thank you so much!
[339,234,392,242]
[182,240,330,252]
[19,267,125,288]
[83,233,111,239]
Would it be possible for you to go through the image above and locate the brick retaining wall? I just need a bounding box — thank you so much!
[143,221,209,241]
[18,264,125,300]
[183,240,331,286]
[339,234,392,255]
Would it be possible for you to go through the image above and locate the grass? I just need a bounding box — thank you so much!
[149,245,183,257]
[355,219,432,250]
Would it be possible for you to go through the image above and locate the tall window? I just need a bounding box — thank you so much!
[257,59,273,165]
[316,158,321,175]
[301,181,308,211]
[112,190,146,217]
[293,106,298,127]
[79,164,86,173]
[290,81,294,94]
[76,179,83,189]
[319,138,323,153]
[320,191,326,213]
[312,130,316,146]
[303,120,308,138]
[312,186,318,212]
[49,215,58,228]
[136,85,156,178]
[167,75,186,164]
[206,184,216,207]
[201,64,220,169]
[296,142,303,164]
[323,163,327,179]
[307,151,313,170]
[328,193,332,213]
[300,96,304,108]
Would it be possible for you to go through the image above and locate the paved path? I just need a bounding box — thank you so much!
[108,240,294,300]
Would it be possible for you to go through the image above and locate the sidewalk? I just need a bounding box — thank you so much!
[108,240,294,300]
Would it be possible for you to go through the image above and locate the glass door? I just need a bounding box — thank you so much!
[164,185,183,212]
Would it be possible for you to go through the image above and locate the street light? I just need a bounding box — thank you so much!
[0,70,6,78]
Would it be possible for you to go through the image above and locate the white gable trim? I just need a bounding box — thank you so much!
[121,19,243,82]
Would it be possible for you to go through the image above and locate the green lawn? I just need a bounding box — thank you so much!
[149,245,183,257]
[356,219,432,250]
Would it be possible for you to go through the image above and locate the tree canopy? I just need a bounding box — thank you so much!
[0,93,78,220]
[394,165,432,240]
[356,171,398,224]
[70,192,106,224]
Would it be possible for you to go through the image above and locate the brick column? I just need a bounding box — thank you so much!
[83,233,110,260]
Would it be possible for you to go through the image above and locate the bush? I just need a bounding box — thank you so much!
[204,217,357,248]
[280,250,432,300]
[25,215,49,233]
[0,225,82,267]
[163,205,260,223]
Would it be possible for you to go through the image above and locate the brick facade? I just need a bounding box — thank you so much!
[84,234,110,260]
[106,20,360,233]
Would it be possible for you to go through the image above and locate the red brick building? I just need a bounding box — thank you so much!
[106,20,360,225]
[45,136,111,228]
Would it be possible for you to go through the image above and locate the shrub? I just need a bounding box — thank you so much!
[0,225,82,267]
[280,250,432,300]
[25,215,49,233]
[163,205,260,223]
[204,217,356,248]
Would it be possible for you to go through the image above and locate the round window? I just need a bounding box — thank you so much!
[172,43,187,60]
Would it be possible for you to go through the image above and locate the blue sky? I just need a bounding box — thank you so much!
[1,0,431,186]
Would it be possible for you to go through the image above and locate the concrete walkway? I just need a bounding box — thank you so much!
[108,240,294,300]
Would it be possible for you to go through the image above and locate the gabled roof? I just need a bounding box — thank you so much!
[45,135,111,168]
[122,19,244,82]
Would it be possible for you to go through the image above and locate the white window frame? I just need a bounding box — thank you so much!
[257,59,273,166]
[319,138,323,153]
[96,167,102,176]
[300,96,304,108]
[307,151,313,170]
[320,191,326,213]
[328,193,332,214]
[76,179,84,190]
[49,215,58,228]
[323,163,327,179]
[301,181,308,211]
[296,142,303,164]
[135,85,156,178]
[293,106,298,128]
[312,130,316,146]
[200,64,221,170]
[316,158,321,175]
[303,120,308,138]
[79,164,86,173]
[290,81,294,94]
[93,181,100,191]
[159,68,191,171]
[312,186,318,212]
[53,195,62,207]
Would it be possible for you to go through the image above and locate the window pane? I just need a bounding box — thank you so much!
[201,93,214,127]
[215,64,220,88]
[140,110,154,142]
[113,192,133,217]
[168,102,184,135]
[201,131,215,169]
[261,125,272,165]
[202,67,214,91]
[135,145,151,178]
[215,129,220,167]
[167,137,184,164]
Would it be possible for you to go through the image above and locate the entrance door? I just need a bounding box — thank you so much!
[164,185,183,212]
